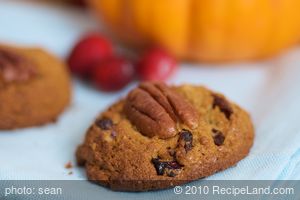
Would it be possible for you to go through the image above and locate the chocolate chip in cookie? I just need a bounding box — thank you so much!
[212,93,233,119]
[96,118,113,130]
[151,157,182,176]
[212,128,225,146]
[178,130,193,152]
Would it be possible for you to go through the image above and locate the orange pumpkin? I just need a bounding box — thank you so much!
[89,0,300,61]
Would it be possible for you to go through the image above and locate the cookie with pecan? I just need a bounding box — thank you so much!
[0,44,71,129]
[76,82,254,191]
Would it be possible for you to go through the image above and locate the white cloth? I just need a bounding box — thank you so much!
[0,1,300,199]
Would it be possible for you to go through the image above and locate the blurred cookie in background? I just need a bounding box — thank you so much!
[0,44,71,130]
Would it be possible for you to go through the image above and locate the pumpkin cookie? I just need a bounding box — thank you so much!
[0,44,71,130]
[76,82,254,191]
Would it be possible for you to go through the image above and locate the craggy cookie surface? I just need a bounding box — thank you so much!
[77,82,254,191]
[0,45,71,129]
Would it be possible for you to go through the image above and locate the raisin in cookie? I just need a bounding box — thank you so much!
[0,44,71,130]
[76,82,254,191]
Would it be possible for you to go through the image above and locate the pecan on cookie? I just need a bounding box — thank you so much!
[0,48,36,83]
[124,82,199,139]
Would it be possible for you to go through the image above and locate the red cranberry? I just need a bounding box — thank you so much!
[91,57,135,92]
[68,33,113,77]
[137,48,177,81]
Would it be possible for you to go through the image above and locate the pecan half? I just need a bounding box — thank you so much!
[0,48,36,83]
[124,82,199,139]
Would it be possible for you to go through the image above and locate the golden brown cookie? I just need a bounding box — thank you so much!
[76,82,254,191]
[0,44,71,130]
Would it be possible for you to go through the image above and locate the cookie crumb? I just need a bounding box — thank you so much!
[65,161,73,169]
